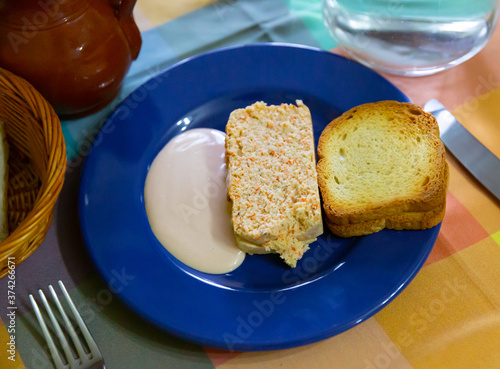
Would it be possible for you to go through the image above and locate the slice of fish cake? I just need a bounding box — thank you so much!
[225,100,323,267]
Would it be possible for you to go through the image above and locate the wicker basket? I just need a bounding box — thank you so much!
[0,67,66,279]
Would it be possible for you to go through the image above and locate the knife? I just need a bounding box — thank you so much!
[424,99,500,201]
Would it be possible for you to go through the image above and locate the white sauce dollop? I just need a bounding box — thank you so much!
[144,128,245,274]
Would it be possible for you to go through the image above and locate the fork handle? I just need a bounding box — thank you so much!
[87,361,106,369]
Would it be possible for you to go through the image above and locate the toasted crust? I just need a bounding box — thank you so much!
[325,203,446,237]
[317,101,448,235]
[225,101,323,267]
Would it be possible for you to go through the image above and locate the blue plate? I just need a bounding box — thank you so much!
[79,43,439,351]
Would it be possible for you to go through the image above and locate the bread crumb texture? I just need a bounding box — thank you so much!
[317,100,448,235]
[225,101,323,267]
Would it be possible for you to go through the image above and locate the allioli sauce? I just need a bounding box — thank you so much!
[144,128,245,274]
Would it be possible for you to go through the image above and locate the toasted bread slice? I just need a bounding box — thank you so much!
[225,100,323,267]
[317,101,448,236]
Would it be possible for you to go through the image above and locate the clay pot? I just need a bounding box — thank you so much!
[0,0,142,119]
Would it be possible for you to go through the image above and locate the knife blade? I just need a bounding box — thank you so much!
[424,99,500,201]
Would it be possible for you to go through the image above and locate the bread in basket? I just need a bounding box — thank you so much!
[0,67,66,279]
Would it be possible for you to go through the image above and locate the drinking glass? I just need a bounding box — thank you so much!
[323,0,499,76]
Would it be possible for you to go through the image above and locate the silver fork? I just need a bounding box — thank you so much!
[29,281,105,369]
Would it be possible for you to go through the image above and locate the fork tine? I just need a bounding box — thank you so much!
[39,288,78,368]
[29,294,66,369]
[31,282,105,369]
[58,281,102,360]
[49,284,88,363]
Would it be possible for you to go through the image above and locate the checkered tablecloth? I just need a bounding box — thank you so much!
[1,1,499,368]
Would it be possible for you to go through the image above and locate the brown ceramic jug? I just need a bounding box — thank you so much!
[0,0,142,119]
